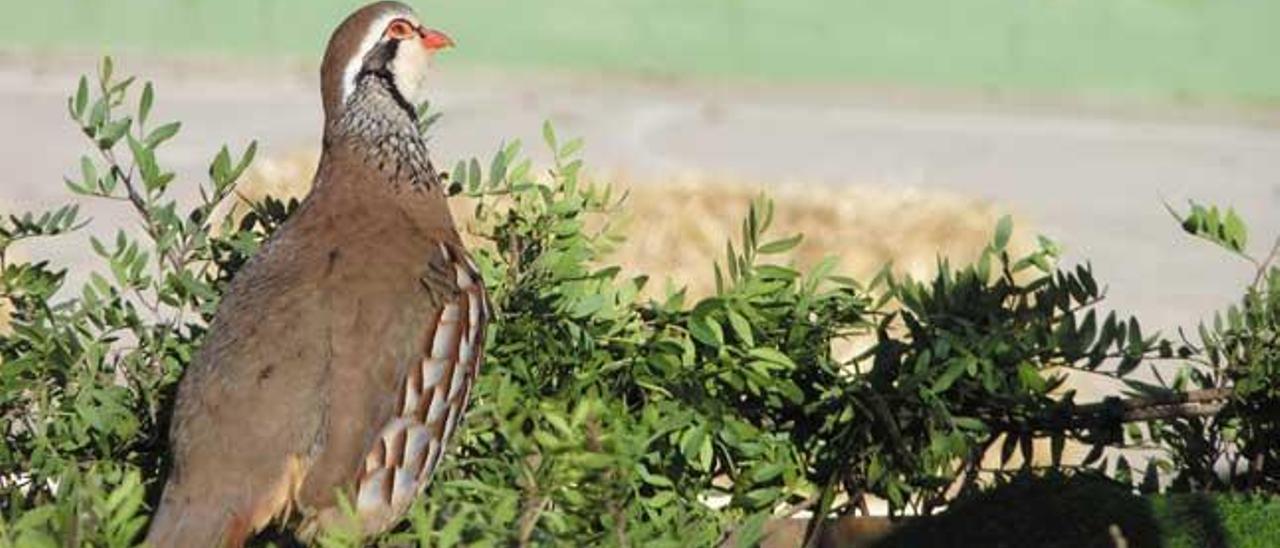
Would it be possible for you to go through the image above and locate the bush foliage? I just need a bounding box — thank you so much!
[2,60,1278,546]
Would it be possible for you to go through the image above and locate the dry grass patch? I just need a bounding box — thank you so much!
[609,173,1027,297]
[233,151,1031,298]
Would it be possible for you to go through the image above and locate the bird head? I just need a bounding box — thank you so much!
[320,1,454,121]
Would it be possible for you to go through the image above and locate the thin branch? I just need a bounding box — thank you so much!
[992,387,1235,433]
[516,495,547,548]
[585,416,628,548]
[1252,236,1280,289]
[94,143,184,273]
[1088,387,1232,421]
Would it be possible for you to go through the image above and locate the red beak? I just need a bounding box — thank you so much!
[420,28,455,51]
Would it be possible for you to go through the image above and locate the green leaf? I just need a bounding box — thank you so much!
[636,464,674,488]
[138,81,154,128]
[932,357,969,393]
[756,265,800,281]
[87,96,108,130]
[468,158,481,190]
[97,117,132,148]
[757,233,803,255]
[698,434,714,470]
[726,308,754,347]
[680,425,706,463]
[230,141,259,183]
[1017,362,1045,392]
[569,293,605,318]
[209,145,232,184]
[993,214,1013,251]
[145,122,181,148]
[487,144,509,187]
[688,312,724,348]
[734,512,770,548]
[750,463,787,484]
[73,76,89,119]
[559,137,583,160]
[100,56,114,88]
[542,119,557,151]
[79,156,98,190]
[741,487,781,509]
[1223,207,1248,251]
[747,347,796,369]
[126,134,159,189]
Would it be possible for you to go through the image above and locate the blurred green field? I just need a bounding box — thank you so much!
[1,0,1277,102]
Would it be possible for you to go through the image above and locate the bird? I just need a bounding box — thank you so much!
[146,2,488,545]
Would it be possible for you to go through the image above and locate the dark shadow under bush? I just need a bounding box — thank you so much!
[874,474,1161,548]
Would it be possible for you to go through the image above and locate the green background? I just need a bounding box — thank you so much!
[2,0,1277,102]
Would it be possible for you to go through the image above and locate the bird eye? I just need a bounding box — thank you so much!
[385,19,417,40]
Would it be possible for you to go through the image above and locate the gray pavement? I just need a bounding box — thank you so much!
[3,57,1280,335]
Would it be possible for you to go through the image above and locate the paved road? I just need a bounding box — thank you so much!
[3,58,1280,335]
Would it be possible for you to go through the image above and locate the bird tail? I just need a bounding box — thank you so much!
[146,489,249,548]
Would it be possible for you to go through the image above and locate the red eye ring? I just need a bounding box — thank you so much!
[385,19,417,40]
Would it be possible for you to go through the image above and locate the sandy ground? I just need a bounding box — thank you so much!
[3,55,1280,336]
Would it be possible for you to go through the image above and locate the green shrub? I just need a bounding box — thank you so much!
[1139,202,1280,494]
[1,58,258,547]
[2,58,1279,547]
[1152,493,1280,548]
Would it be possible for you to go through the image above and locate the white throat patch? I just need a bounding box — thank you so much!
[339,12,420,104]
[390,36,433,107]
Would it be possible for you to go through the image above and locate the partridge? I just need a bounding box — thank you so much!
[146,2,488,545]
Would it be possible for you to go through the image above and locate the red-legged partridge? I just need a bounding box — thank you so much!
[147,2,488,545]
